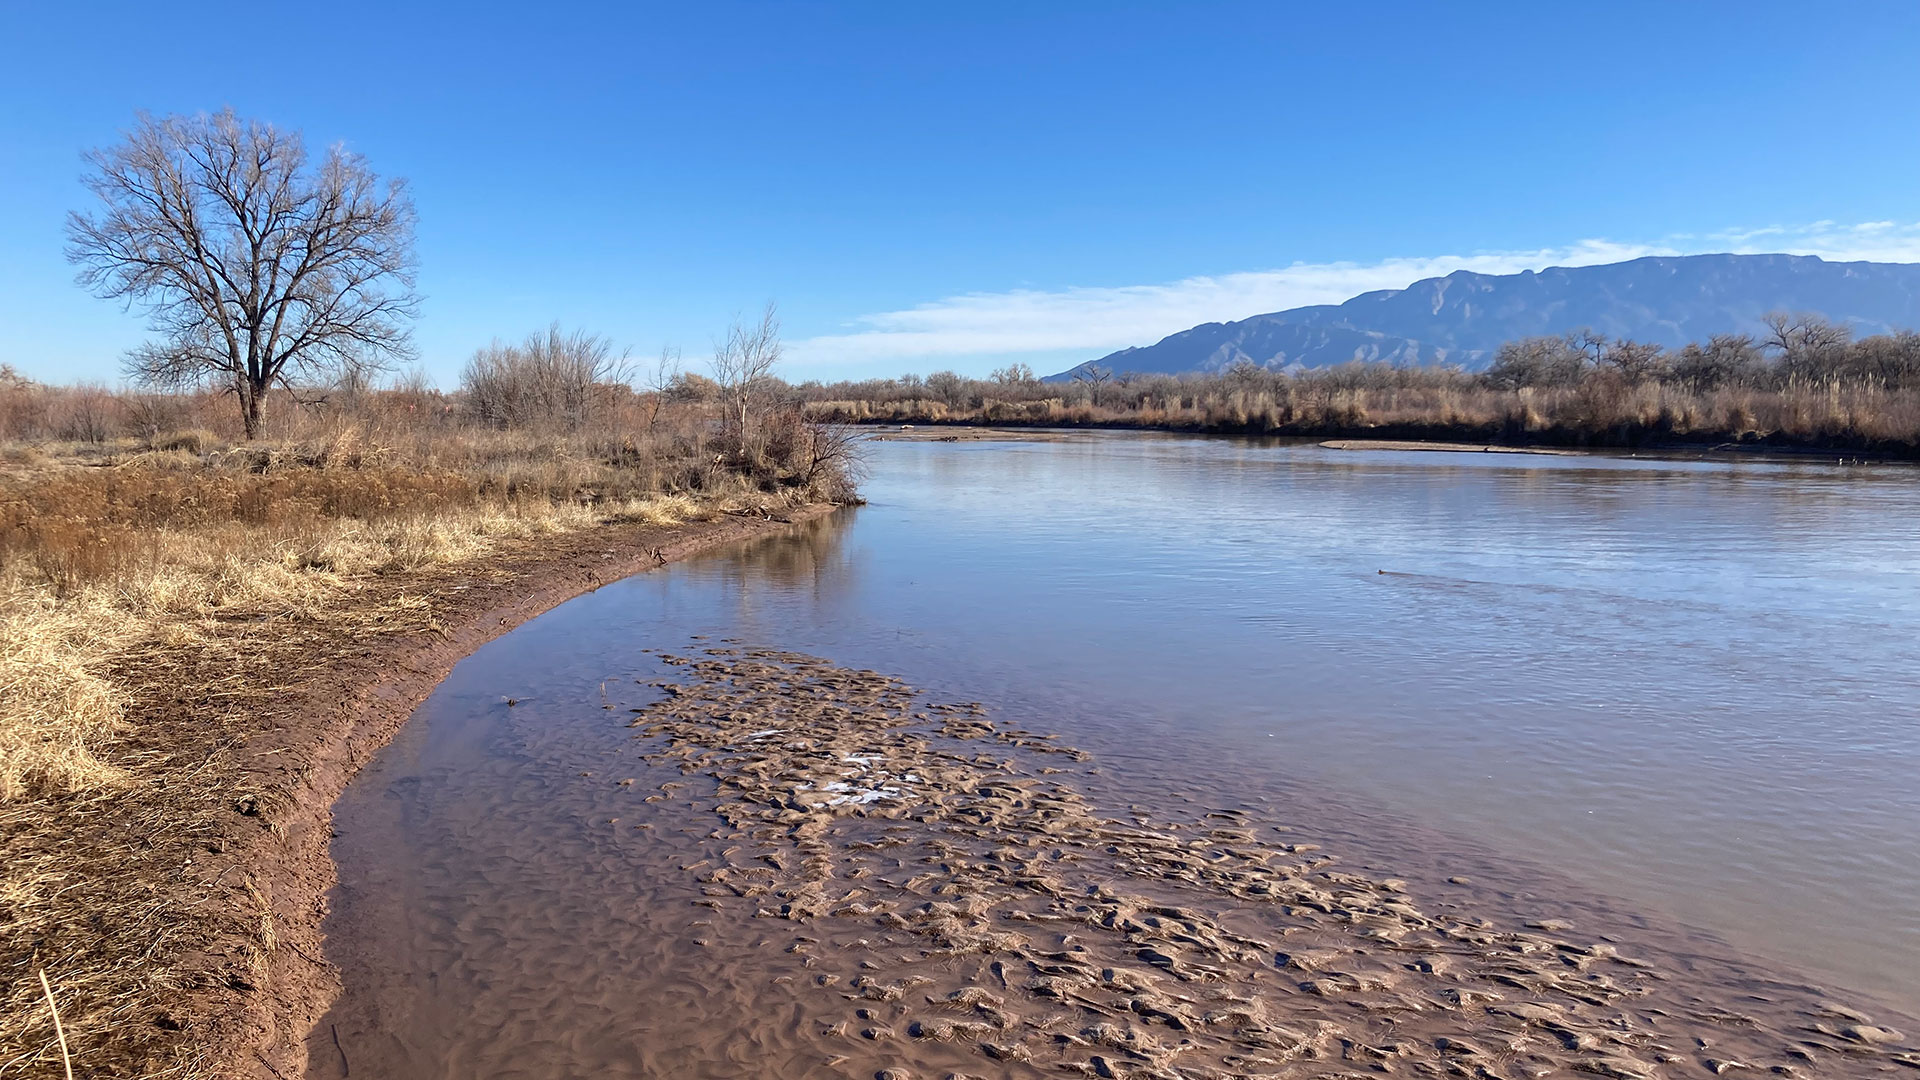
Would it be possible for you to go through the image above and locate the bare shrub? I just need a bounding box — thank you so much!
[50,384,119,443]
[711,304,783,440]
[462,325,632,430]
[1484,336,1590,389]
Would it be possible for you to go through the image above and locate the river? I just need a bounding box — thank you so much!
[311,433,1920,1078]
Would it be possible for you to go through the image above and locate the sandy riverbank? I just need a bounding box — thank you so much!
[2,505,836,1080]
[1318,439,1588,456]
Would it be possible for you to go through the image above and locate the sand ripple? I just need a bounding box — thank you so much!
[621,646,1919,1079]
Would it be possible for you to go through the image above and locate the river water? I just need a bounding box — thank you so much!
[312,433,1920,1077]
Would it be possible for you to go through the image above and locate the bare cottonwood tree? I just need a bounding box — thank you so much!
[925,370,967,407]
[1567,327,1610,364]
[990,362,1036,386]
[1482,336,1590,389]
[1598,339,1666,380]
[1071,363,1117,407]
[66,109,419,437]
[1669,334,1763,389]
[711,303,783,439]
[1761,311,1852,382]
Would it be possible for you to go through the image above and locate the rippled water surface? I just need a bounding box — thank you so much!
[315,434,1920,1076]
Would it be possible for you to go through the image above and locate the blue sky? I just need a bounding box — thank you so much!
[5,1,1920,385]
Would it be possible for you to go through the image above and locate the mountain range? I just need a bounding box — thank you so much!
[1049,254,1920,380]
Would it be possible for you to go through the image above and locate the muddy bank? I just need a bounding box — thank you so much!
[240,508,842,1078]
[320,645,1919,1078]
[1,505,836,1080]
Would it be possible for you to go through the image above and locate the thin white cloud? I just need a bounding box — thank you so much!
[787,220,1920,371]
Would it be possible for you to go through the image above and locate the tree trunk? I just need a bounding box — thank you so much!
[242,381,265,440]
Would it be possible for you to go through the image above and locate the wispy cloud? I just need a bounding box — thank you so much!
[788,221,1920,371]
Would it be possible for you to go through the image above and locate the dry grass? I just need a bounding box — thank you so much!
[0,440,751,805]
[0,592,135,800]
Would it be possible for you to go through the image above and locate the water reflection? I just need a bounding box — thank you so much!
[718,509,860,591]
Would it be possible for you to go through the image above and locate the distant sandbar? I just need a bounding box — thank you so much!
[1320,438,1587,456]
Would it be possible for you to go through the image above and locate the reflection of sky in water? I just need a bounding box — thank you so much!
[601,435,1920,1008]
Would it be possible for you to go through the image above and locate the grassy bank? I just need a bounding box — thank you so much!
[795,327,1920,455]
[805,376,1920,454]
[810,382,1920,455]
[1,378,857,1077]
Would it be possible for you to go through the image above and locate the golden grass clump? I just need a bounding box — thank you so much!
[0,593,132,800]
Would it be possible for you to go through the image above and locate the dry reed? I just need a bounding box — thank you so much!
[37,971,73,1080]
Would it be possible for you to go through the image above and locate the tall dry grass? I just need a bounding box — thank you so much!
[0,376,854,804]
[0,485,710,801]
[799,365,1920,452]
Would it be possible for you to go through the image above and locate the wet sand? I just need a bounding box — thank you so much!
[865,427,1076,443]
[316,643,1918,1079]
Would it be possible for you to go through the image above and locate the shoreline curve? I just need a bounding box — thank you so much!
[231,504,840,1078]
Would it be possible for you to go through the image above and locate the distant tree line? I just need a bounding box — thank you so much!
[1480,313,1920,392]
[783,312,1920,414]
[782,314,1920,454]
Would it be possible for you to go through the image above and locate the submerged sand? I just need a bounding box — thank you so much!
[601,646,1918,1079]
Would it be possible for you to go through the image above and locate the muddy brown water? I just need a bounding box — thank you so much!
[313,434,1920,1078]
